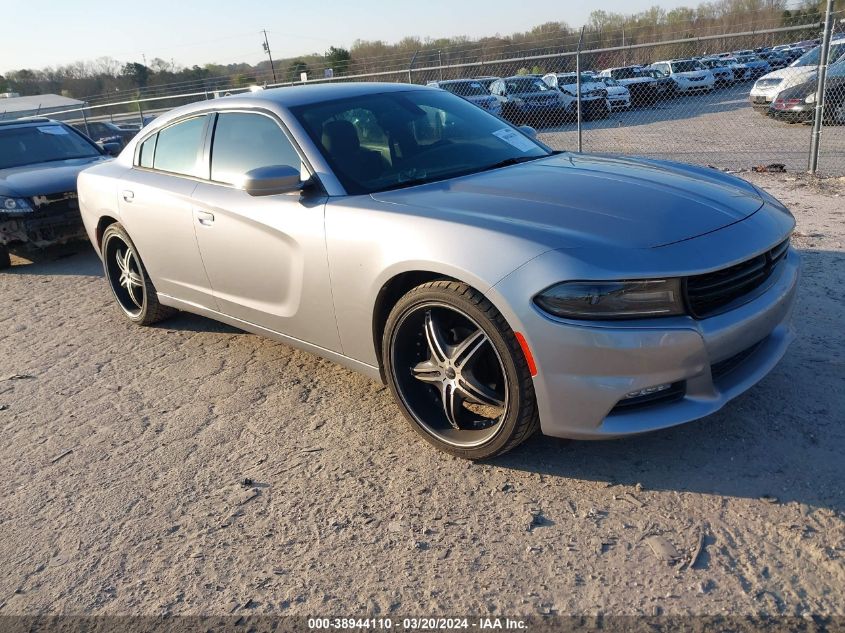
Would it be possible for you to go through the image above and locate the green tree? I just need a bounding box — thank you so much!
[325,46,351,75]
[121,62,151,88]
[288,60,309,82]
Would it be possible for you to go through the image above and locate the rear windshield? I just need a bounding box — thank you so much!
[0,124,101,169]
[610,67,645,80]
[793,41,845,67]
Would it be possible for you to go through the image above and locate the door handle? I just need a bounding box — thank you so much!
[196,210,215,226]
[121,190,134,202]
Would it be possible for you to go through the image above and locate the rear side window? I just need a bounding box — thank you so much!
[152,116,207,177]
[137,134,156,168]
[210,112,300,185]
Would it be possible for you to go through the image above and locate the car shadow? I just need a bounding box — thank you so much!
[4,242,103,277]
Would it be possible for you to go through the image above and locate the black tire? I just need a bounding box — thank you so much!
[382,280,539,460]
[101,223,174,326]
[0,245,10,270]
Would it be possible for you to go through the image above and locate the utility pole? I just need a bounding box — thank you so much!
[262,29,277,83]
[808,0,834,174]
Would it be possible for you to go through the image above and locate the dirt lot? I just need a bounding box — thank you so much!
[0,172,843,619]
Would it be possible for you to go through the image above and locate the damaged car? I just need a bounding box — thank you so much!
[0,118,116,268]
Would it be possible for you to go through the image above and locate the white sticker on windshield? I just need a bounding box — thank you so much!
[492,128,536,152]
[37,126,69,135]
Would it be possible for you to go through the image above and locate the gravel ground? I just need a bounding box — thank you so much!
[0,172,843,619]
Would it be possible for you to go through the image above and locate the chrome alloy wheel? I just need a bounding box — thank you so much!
[391,302,509,448]
[104,234,145,317]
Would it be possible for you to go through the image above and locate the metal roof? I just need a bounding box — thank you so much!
[0,94,84,115]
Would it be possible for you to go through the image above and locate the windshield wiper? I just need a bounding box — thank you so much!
[480,155,548,172]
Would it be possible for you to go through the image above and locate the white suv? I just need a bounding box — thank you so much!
[649,59,715,93]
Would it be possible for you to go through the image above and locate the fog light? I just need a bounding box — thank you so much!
[623,383,673,400]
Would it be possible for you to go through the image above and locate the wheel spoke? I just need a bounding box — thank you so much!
[411,359,443,384]
[423,311,449,364]
[442,383,462,430]
[457,372,505,408]
[450,329,488,370]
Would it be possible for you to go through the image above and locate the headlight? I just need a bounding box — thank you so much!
[0,196,33,214]
[534,279,685,319]
[805,92,816,104]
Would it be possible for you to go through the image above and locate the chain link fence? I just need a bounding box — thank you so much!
[11,17,845,176]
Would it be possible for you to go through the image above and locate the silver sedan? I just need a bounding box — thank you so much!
[77,83,798,459]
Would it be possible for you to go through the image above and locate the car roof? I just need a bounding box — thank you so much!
[213,82,431,110]
[0,117,54,128]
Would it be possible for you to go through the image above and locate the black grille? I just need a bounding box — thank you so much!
[685,238,790,319]
[610,381,686,413]
[711,340,764,380]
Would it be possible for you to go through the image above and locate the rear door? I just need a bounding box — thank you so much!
[190,110,340,351]
[117,114,216,308]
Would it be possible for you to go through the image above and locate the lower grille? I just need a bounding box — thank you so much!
[610,381,686,413]
[685,238,790,319]
[711,340,764,380]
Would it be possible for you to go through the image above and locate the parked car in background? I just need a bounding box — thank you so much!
[426,79,503,116]
[0,119,114,268]
[489,76,575,125]
[769,58,845,124]
[718,56,754,81]
[636,67,675,100]
[597,66,657,105]
[72,121,136,149]
[757,51,789,71]
[650,59,715,94]
[541,73,610,120]
[76,83,799,459]
[699,58,737,86]
[474,76,500,91]
[750,38,845,113]
[589,74,632,110]
[733,53,771,79]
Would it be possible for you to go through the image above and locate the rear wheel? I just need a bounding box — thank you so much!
[0,245,10,270]
[383,280,539,459]
[101,223,174,325]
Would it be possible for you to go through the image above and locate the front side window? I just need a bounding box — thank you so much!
[152,115,207,177]
[210,112,301,185]
[292,89,550,195]
[0,124,101,169]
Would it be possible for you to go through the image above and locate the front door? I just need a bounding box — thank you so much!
[190,111,340,352]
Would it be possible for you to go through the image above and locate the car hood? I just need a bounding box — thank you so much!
[371,153,764,250]
[0,156,109,197]
[757,65,817,88]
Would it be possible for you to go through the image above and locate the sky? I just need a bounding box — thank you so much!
[0,0,696,74]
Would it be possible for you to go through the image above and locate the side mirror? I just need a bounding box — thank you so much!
[518,125,538,139]
[241,165,302,196]
[101,142,122,156]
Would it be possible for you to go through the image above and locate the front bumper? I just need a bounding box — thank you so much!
[0,209,86,248]
[488,218,798,440]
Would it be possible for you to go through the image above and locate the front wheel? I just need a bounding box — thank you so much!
[101,223,174,325]
[383,280,539,459]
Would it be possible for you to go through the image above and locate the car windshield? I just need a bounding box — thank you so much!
[291,89,550,195]
[439,81,489,97]
[557,74,596,85]
[670,60,704,72]
[0,124,101,169]
[792,41,845,67]
[736,55,757,63]
[505,77,550,93]
[599,77,620,86]
[610,67,645,80]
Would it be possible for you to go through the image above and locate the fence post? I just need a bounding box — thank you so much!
[137,100,144,127]
[808,0,835,174]
[81,105,91,137]
[408,51,419,84]
[576,26,585,153]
